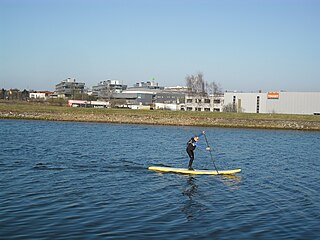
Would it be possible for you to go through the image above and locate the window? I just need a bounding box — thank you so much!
[214,99,220,104]
[204,108,211,112]
[187,99,192,103]
[204,99,210,103]
[256,96,260,113]
[233,96,236,109]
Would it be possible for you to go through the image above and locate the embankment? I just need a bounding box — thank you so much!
[0,102,319,130]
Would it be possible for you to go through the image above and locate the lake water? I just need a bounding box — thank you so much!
[0,119,319,239]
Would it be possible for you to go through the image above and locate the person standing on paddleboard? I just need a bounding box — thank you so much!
[186,131,211,170]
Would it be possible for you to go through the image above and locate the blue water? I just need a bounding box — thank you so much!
[0,120,319,239]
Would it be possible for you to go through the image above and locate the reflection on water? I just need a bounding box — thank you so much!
[181,174,242,221]
[220,175,242,190]
[182,177,199,221]
[182,177,198,199]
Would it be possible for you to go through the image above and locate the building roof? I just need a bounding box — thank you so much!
[122,87,160,95]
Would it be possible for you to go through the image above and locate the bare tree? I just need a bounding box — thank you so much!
[206,81,222,96]
[185,72,206,95]
[223,103,237,112]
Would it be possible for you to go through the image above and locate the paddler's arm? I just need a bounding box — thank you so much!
[196,131,206,138]
[195,131,212,151]
[193,141,209,150]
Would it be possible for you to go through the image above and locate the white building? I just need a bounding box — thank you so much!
[68,100,109,108]
[154,103,181,111]
[183,94,224,112]
[224,91,320,115]
[29,91,53,99]
[29,92,46,99]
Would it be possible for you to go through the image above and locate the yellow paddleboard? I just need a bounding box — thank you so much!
[148,166,241,175]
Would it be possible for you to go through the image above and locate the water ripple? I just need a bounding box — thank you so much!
[0,120,319,239]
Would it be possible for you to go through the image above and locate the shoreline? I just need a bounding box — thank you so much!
[1,102,320,131]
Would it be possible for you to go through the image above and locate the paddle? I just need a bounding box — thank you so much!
[204,133,220,174]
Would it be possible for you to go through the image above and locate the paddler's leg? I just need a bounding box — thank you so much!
[187,150,194,170]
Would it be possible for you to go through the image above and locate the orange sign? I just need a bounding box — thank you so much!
[267,92,279,99]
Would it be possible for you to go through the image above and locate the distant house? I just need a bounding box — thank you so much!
[29,91,54,99]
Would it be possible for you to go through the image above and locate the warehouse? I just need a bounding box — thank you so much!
[224,92,320,115]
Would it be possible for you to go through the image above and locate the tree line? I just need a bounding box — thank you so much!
[0,89,30,101]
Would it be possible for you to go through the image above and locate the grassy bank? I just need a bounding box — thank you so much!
[0,101,320,130]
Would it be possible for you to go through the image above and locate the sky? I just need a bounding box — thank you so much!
[1,0,319,92]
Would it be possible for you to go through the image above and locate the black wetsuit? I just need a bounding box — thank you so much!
[186,138,197,170]
[186,133,204,170]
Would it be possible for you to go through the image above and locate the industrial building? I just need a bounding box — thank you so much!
[92,79,127,98]
[224,91,320,115]
[112,87,158,105]
[133,80,162,89]
[53,77,320,115]
[111,82,185,107]
[55,78,85,98]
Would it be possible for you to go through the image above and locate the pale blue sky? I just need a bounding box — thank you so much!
[1,0,319,91]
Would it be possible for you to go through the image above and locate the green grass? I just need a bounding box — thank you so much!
[1,100,319,123]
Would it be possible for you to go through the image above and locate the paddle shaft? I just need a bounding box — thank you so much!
[204,134,219,174]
